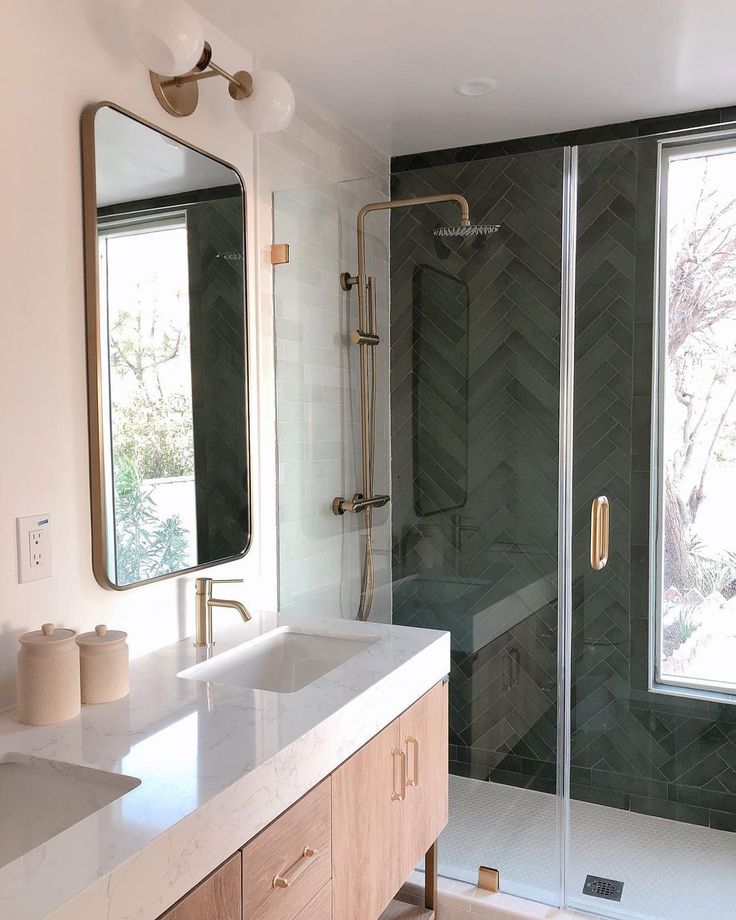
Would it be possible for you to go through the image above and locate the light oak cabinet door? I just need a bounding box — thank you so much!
[332,717,404,920]
[331,681,449,920]
[400,679,448,879]
[158,853,241,920]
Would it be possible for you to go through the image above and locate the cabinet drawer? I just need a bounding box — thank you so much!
[295,881,331,920]
[243,777,331,920]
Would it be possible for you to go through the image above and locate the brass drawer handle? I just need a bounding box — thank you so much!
[391,747,407,801]
[272,847,319,889]
[590,495,610,571]
[406,736,419,787]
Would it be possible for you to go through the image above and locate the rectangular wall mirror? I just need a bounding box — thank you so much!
[82,103,251,589]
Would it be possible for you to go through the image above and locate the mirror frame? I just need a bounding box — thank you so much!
[81,101,252,590]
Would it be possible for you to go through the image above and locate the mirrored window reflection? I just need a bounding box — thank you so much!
[100,216,197,584]
[88,105,250,588]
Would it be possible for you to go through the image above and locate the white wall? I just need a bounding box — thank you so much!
[0,0,391,709]
[259,102,392,621]
[0,0,271,710]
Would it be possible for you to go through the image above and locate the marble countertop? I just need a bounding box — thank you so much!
[0,612,450,920]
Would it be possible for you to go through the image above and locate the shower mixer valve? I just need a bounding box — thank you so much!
[332,493,391,515]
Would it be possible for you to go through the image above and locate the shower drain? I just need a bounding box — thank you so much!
[583,874,624,902]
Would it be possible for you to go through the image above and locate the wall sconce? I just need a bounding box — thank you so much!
[130,0,295,133]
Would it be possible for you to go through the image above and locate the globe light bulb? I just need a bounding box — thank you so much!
[238,69,295,134]
[131,0,205,77]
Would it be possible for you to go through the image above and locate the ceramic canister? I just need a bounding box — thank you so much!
[76,625,129,704]
[17,623,81,726]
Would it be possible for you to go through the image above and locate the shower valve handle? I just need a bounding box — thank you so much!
[332,493,391,515]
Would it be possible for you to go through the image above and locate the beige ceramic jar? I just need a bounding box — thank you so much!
[76,625,129,704]
[17,623,81,726]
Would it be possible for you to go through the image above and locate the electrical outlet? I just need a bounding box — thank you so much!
[16,514,52,583]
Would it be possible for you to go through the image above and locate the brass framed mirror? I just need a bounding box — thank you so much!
[81,102,251,589]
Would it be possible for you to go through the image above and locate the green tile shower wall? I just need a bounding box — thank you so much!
[390,118,736,833]
[389,148,563,796]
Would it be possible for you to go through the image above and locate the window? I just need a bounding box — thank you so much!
[98,214,198,585]
[654,136,736,698]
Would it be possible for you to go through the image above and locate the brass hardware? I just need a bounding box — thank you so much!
[590,495,610,571]
[332,493,390,515]
[340,193,473,621]
[478,866,500,892]
[391,747,407,801]
[272,846,319,888]
[148,42,253,118]
[194,577,251,647]
[406,736,419,787]
[340,272,358,292]
[351,329,380,346]
[271,243,290,265]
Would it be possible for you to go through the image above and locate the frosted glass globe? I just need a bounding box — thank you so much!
[131,0,205,77]
[239,69,295,134]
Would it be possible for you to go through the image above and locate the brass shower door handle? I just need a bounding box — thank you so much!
[590,496,610,571]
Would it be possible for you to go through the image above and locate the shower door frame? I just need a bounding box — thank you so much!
[556,144,578,910]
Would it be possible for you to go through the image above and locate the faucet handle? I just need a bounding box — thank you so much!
[211,578,243,585]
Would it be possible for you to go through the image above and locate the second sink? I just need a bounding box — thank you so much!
[178,626,379,693]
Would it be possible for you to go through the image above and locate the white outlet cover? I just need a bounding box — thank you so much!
[16,514,52,583]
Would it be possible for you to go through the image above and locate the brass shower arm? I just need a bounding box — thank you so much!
[345,194,471,288]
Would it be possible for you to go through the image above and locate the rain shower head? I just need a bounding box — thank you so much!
[433,223,501,238]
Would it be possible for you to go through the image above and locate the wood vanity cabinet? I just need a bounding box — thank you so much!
[332,679,448,920]
[155,680,447,920]
[158,852,241,920]
[242,776,332,920]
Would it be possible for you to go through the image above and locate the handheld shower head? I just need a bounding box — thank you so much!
[433,223,501,238]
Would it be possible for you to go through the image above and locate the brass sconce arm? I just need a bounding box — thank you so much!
[150,43,253,116]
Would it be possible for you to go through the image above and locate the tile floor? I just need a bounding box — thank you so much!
[438,775,736,920]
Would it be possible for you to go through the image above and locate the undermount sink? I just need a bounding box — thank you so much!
[178,627,379,693]
[0,753,140,869]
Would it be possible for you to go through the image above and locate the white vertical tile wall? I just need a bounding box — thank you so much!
[258,96,392,621]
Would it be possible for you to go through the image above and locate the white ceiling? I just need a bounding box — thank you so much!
[95,106,238,206]
[195,0,736,157]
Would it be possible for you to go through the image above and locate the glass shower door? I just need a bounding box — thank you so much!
[389,149,564,904]
[567,133,736,919]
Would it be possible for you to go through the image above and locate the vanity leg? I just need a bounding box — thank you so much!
[425,839,438,912]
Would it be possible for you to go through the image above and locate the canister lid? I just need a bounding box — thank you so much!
[75,624,127,646]
[19,623,76,645]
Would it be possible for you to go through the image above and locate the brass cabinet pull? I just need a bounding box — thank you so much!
[590,496,610,571]
[406,736,419,787]
[272,847,319,889]
[391,747,407,801]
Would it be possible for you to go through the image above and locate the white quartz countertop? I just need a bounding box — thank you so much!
[0,612,450,920]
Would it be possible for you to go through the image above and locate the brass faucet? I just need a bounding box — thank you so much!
[194,577,251,647]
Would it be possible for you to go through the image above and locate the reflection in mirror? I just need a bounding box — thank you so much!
[83,104,250,589]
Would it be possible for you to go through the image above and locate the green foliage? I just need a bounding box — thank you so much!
[688,539,736,597]
[112,390,194,480]
[674,606,699,644]
[114,455,190,585]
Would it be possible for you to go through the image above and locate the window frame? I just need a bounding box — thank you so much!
[649,131,736,704]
